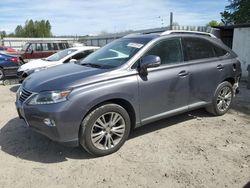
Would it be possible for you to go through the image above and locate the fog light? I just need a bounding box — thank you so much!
[43,118,56,127]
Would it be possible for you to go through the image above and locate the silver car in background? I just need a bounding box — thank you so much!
[17,46,99,80]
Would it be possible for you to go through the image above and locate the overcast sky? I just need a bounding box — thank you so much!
[0,0,228,36]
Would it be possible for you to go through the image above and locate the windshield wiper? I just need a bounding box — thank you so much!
[81,63,103,68]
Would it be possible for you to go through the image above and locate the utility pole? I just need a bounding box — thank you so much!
[170,12,173,30]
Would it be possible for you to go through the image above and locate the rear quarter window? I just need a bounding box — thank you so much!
[65,43,69,48]
[41,43,49,51]
[58,43,64,50]
[183,37,215,61]
[213,44,228,57]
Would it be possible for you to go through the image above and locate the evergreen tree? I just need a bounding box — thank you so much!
[221,0,250,25]
[13,19,53,37]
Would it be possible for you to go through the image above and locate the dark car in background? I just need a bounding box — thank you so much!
[17,41,70,62]
[16,31,241,156]
[0,53,20,80]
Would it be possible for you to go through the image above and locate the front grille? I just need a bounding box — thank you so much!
[19,87,33,103]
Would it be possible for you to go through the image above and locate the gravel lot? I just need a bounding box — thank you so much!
[0,82,249,188]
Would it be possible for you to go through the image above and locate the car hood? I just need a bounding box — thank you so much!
[22,63,111,92]
[18,59,60,72]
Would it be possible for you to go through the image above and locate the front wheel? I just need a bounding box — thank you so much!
[0,68,4,81]
[206,81,233,116]
[79,103,131,156]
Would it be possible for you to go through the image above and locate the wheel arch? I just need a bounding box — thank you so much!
[79,98,137,137]
[0,66,5,80]
[223,77,235,86]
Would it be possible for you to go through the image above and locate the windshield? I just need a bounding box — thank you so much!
[21,43,30,51]
[80,38,150,68]
[46,49,77,61]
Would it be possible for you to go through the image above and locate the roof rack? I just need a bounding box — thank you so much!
[160,30,216,38]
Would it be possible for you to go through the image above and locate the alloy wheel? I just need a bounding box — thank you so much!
[91,112,126,150]
[216,86,232,112]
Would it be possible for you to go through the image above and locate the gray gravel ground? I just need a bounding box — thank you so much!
[0,81,249,188]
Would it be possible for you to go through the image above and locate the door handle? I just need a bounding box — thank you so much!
[217,64,224,70]
[178,70,189,77]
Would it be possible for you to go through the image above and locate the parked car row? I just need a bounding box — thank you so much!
[17,46,99,81]
[0,44,99,81]
[15,30,241,156]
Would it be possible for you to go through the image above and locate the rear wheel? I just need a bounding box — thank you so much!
[206,81,233,116]
[79,103,131,156]
[0,68,4,80]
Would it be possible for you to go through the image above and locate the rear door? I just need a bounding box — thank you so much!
[182,37,226,107]
[137,37,190,125]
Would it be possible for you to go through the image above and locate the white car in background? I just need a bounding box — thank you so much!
[17,46,99,80]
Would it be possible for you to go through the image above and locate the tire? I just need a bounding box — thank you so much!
[0,68,4,81]
[206,81,233,116]
[3,79,10,86]
[79,103,131,156]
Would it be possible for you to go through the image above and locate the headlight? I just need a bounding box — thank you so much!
[16,86,22,98]
[28,90,71,105]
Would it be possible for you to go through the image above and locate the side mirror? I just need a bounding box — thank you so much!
[69,59,77,63]
[30,49,34,54]
[139,55,161,76]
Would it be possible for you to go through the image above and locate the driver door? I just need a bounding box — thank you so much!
[137,38,190,125]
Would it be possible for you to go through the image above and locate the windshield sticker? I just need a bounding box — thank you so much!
[68,50,73,54]
[127,43,144,49]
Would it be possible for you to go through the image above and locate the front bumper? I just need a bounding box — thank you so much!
[15,98,82,147]
[233,76,240,96]
[3,67,19,78]
[17,70,29,82]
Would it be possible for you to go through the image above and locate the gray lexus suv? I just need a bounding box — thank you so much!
[16,31,241,156]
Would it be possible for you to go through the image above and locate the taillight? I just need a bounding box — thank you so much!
[10,57,19,64]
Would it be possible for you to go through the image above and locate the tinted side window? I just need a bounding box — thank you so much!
[145,38,183,65]
[35,43,42,51]
[53,43,58,50]
[28,43,42,52]
[65,43,69,48]
[183,38,215,61]
[27,43,35,52]
[47,43,52,50]
[64,50,94,63]
[72,50,93,60]
[213,44,228,57]
[58,43,64,50]
[42,43,49,51]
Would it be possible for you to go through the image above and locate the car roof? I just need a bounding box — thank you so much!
[26,41,69,43]
[124,30,216,40]
[69,46,100,51]
[160,30,216,38]
[123,33,159,40]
